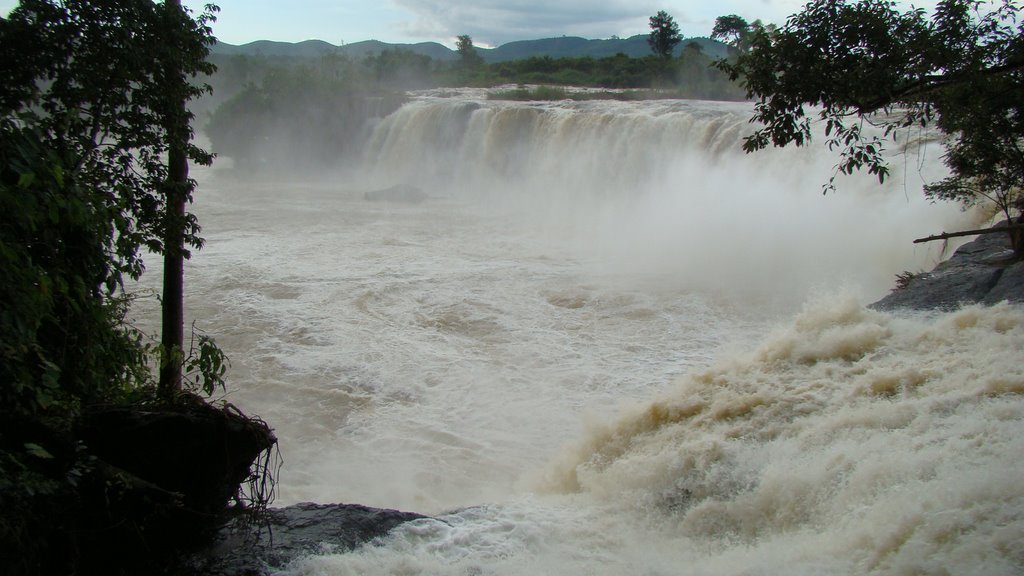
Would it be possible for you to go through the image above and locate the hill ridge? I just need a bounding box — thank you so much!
[210,35,729,62]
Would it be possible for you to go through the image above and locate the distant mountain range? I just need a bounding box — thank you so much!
[210,35,730,63]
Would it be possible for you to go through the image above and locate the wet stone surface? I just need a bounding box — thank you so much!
[872,227,1023,311]
[185,502,426,575]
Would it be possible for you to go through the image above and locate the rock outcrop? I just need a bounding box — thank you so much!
[82,400,276,516]
[68,397,278,574]
[872,227,1023,310]
[185,503,426,575]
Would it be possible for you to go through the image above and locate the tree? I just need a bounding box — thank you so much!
[160,0,203,399]
[0,110,146,576]
[0,3,287,569]
[0,0,226,400]
[922,2,1024,242]
[648,10,682,59]
[711,14,750,49]
[0,2,253,571]
[711,15,774,54]
[157,0,226,397]
[717,0,1024,251]
[0,116,147,424]
[456,34,484,68]
[1,0,221,399]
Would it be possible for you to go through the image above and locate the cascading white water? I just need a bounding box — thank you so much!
[137,91,1022,574]
[360,94,973,304]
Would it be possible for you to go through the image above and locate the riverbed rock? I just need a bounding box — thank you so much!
[871,226,1023,310]
[364,184,428,203]
[185,502,426,575]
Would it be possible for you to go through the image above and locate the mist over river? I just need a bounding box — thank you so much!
[137,92,1023,574]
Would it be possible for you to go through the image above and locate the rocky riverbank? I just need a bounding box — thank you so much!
[872,226,1023,310]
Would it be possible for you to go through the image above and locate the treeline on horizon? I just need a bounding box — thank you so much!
[200,38,746,169]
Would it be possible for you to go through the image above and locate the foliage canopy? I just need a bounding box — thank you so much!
[711,14,751,48]
[1,2,232,570]
[718,0,1024,248]
[456,34,485,68]
[1,0,218,281]
[648,10,682,59]
[712,14,775,55]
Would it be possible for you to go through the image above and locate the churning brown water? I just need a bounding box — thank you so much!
[134,92,1021,574]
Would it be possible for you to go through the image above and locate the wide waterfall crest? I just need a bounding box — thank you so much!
[364,97,751,198]
[360,94,970,304]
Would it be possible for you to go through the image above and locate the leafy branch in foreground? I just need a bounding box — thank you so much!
[184,323,230,397]
[2,0,228,400]
[1,3,276,572]
[717,0,1024,251]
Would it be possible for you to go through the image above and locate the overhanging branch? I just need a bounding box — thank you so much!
[856,58,1024,114]
[913,223,1024,244]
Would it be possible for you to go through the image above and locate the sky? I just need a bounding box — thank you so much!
[0,0,943,49]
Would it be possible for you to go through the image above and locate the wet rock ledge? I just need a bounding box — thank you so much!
[75,395,422,576]
[186,503,425,575]
[871,226,1023,310]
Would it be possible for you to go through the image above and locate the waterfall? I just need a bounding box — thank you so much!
[358,94,972,304]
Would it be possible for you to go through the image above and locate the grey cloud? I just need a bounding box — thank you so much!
[392,0,665,46]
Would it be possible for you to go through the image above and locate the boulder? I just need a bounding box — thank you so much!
[184,502,426,575]
[872,226,1023,310]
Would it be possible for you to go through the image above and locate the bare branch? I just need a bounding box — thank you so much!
[913,223,1024,244]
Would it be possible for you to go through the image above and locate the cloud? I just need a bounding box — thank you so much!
[392,0,665,46]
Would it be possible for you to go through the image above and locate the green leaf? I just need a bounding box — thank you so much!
[24,443,54,460]
[51,164,64,187]
[18,172,36,188]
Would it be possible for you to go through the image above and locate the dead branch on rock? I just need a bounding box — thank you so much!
[913,223,1024,244]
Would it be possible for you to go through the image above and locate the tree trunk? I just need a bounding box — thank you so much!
[158,0,187,401]
[159,145,187,399]
[1014,215,1024,255]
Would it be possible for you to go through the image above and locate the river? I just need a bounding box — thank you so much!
[137,91,1023,574]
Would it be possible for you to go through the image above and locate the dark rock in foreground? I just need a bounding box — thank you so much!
[186,502,426,575]
[82,400,276,517]
[71,398,277,574]
[872,226,1023,310]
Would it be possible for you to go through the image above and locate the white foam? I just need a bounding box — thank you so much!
[274,300,1024,575]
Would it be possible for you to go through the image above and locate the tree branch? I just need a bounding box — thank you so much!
[913,223,1024,244]
[857,58,1024,113]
